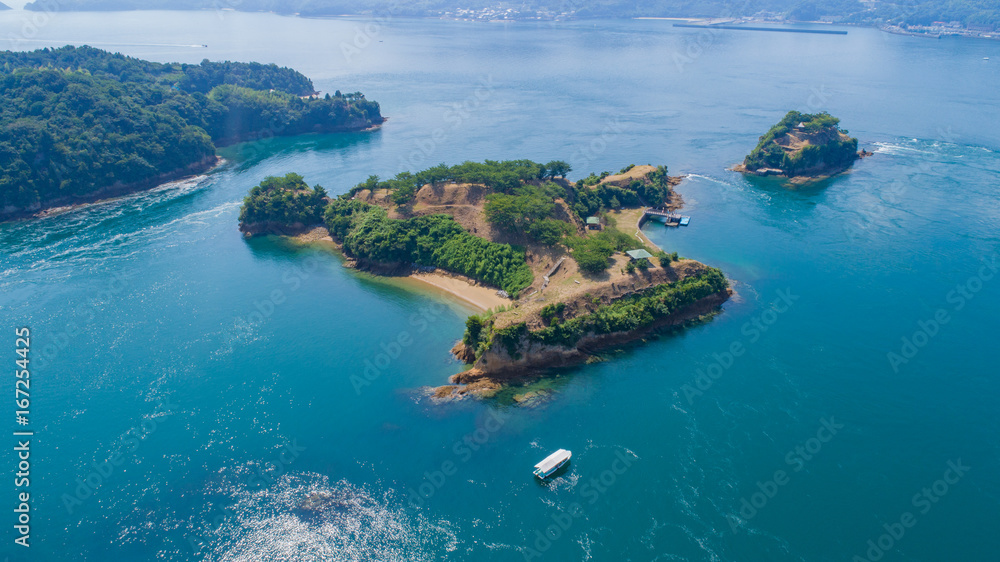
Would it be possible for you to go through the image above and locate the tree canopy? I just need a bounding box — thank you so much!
[239,173,328,229]
[324,198,534,296]
[0,46,382,216]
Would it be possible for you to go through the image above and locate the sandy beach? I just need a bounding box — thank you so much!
[406,272,510,312]
[292,227,509,312]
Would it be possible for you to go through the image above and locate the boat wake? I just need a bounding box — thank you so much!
[872,141,937,156]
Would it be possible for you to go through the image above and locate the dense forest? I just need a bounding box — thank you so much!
[237,170,534,295]
[462,267,729,358]
[238,173,328,230]
[21,0,1000,29]
[0,46,382,217]
[324,199,535,296]
[743,111,859,175]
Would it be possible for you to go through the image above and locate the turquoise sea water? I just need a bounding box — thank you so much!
[1,10,999,561]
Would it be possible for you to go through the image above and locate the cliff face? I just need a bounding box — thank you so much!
[439,264,732,399]
[465,288,729,377]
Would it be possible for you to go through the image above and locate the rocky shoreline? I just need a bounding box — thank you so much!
[1,156,221,222]
[733,149,872,184]
[434,278,732,401]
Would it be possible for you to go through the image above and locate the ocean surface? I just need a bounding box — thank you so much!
[1,10,999,562]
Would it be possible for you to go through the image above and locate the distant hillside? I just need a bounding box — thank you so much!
[0,2,10,10]
[20,0,855,18]
[20,0,1000,29]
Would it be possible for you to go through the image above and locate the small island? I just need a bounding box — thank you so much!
[735,111,868,183]
[0,46,383,221]
[239,160,732,401]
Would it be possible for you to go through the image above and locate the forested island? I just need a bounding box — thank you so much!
[736,111,866,183]
[239,160,731,400]
[0,46,383,220]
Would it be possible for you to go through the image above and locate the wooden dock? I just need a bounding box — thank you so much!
[641,208,690,227]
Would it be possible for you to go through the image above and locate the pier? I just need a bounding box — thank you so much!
[641,208,690,227]
[673,23,848,35]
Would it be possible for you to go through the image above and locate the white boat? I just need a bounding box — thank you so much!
[533,449,572,479]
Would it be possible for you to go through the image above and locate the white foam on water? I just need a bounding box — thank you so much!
[197,471,456,562]
[871,141,935,156]
[685,173,733,187]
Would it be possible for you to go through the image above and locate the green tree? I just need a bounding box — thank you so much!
[463,315,485,346]
[546,160,571,179]
[483,189,554,230]
[527,218,574,245]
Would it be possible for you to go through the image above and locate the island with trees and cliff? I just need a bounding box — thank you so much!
[735,111,868,184]
[0,46,383,220]
[239,160,732,401]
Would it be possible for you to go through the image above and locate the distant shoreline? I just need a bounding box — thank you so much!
[3,8,996,41]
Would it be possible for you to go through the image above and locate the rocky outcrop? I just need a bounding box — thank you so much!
[438,278,732,398]
[738,111,864,183]
[451,341,477,364]
[463,288,729,379]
